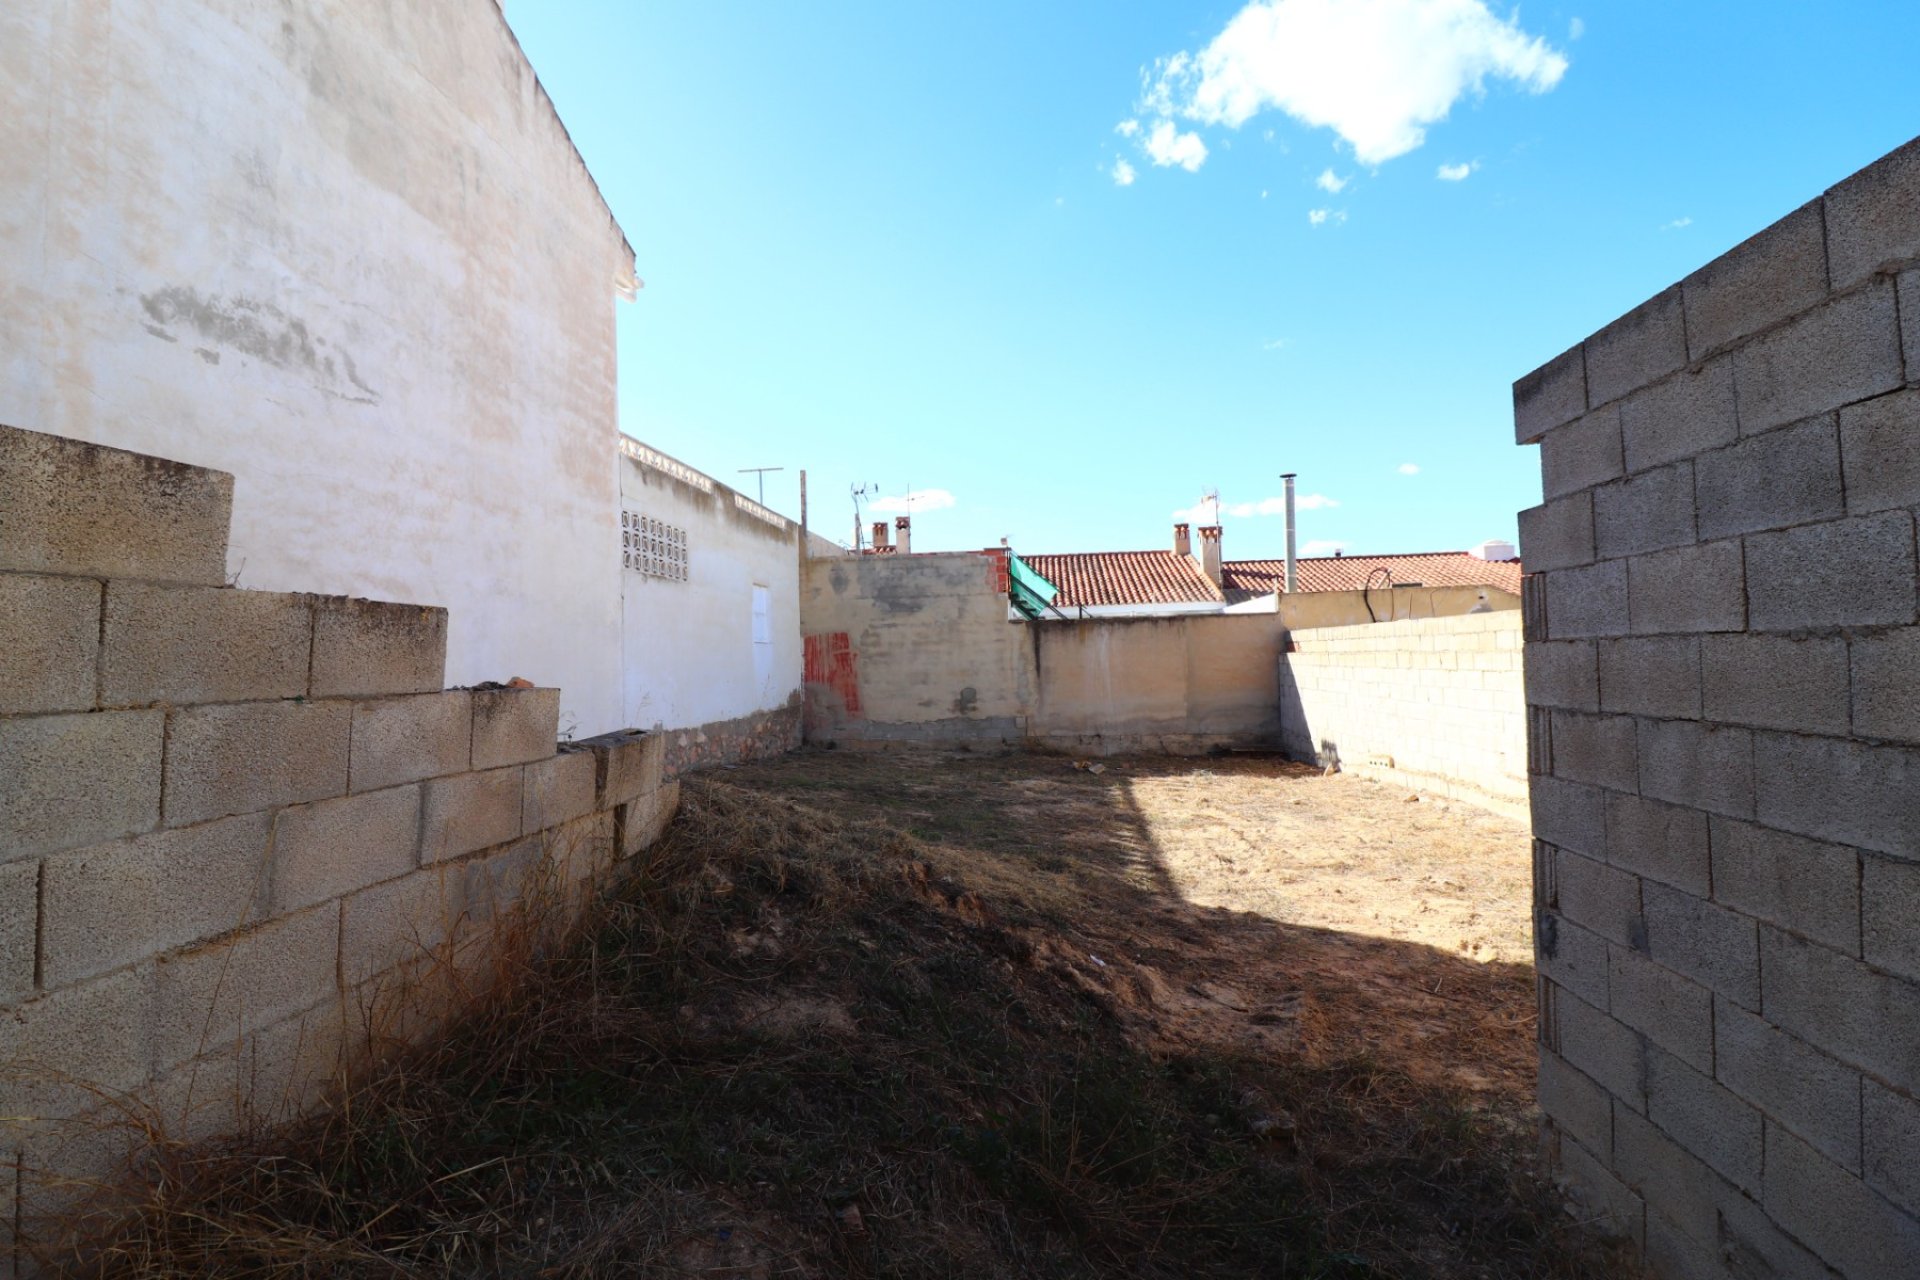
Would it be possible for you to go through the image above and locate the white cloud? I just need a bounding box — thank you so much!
[1262,337,1289,350]
[1175,493,1338,521]
[1569,16,1586,40]
[1301,539,1349,556]
[1436,160,1476,180]
[870,488,956,514]
[1308,207,1346,227]
[1136,0,1568,167]
[1261,188,1269,199]
[1115,118,1141,137]
[1143,119,1208,170]
[1662,216,1693,231]
[1315,167,1349,193]
[1112,158,1137,186]
[1398,462,1420,474]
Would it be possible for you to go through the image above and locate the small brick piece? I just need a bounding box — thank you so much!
[273,785,421,912]
[0,573,100,714]
[1863,1078,1920,1218]
[522,748,598,832]
[1531,776,1606,859]
[1627,541,1746,635]
[1597,636,1700,719]
[1825,135,1920,289]
[1608,945,1711,1072]
[1863,856,1920,985]
[1682,200,1831,358]
[1701,632,1850,734]
[1642,880,1760,1009]
[1841,388,1920,516]
[309,597,447,699]
[1852,626,1920,743]
[165,701,350,827]
[1746,511,1918,632]
[1514,345,1587,444]
[0,423,232,584]
[1710,817,1859,956]
[1537,911,1610,1008]
[1545,559,1629,639]
[420,766,523,863]
[1605,792,1711,896]
[1619,357,1739,474]
[1762,926,1920,1093]
[1734,280,1904,436]
[1715,997,1862,1172]
[1593,462,1696,560]
[1516,493,1593,573]
[153,905,339,1072]
[471,687,559,770]
[1585,287,1687,409]
[40,813,271,987]
[0,966,154,1121]
[1646,1043,1764,1193]
[100,583,311,707]
[1694,413,1845,542]
[1637,718,1753,819]
[349,692,472,793]
[0,709,163,859]
[1763,1122,1920,1280]
[0,858,39,1002]
[1754,731,1920,858]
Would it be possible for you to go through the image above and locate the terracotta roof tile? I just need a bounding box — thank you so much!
[1021,551,1222,607]
[1020,549,1522,608]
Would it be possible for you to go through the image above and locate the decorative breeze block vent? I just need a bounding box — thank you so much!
[622,510,688,580]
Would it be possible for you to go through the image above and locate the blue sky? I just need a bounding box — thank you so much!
[506,2,1920,561]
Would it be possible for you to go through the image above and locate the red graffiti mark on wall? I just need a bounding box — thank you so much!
[803,631,861,716]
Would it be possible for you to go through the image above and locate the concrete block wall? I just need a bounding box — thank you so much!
[0,424,678,1269]
[1517,135,1920,1279]
[1279,612,1527,811]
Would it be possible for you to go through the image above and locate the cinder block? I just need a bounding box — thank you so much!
[1627,541,1746,635]
[1863,855,1920,985]
[1558,987,1648,1111]
[1747,511,1917,632]
[308,597,447,699]
[1593,462,1696,560]
[420,766,523,863]
[1619,357,1739,475]
[1763,1121,1920,1280]
[0,709,163,859]
[1646,1042,1764,1193]
[1541,405,1625,500]
[544,810,620,898]
[153,904,339,1072]
[1558,846,1643,948]
[1715,997,1861,1172]
[1642,880,1760,1009]
[579,729,665,806]
[1585,287,1688,409]
[100,583,311,707]
[1516,493,1594,573]
[1537,910,1611,1008]
[164,701,351,827]
[1734,280,1903,435]
[1852,626,1920,743]
[1637,718,1753,819]
[0,423,231,584]
[1514,344,1587,445]
[522,748,599,832]
[1754,730,1920,858]
[348,692,471,792]
[1701,632,1850,734]
[620,779,680,856]
[0,858,39,1003]
[1710,816,1860,956]
[1548,710,1638,793]
[1682,199,1831,358]
[1695,413,1845,543]
[1521,572,1548,642]
[339,865,463,985]
[1550,1129,1645,1247]
[1610,1105,1725,1254]
[1531,775,1607,858]
[1717,1173,1844,1280]
[1825,135,1920,289]
[1545,559,1629,639]
[1761,925,1920,1094]
[464,837,544,925]
[246,997,351,1124]
[471,687,559,770]
[0,966,153,1122]
[40,812,271,987]
[1863,1078,1920,1218]
[272,785,421,912]
[1597,636,1700,719]
[1841,388,1920,516]
[0,574,100,714]
[1539,1047,1614,1164]
[1609,945,1711,1072]
[1522,639,1598,711]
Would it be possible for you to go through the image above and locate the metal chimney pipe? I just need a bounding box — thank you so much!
[1281,473,1298,593]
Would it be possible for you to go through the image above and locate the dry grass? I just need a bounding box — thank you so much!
[48,748,1629,1279]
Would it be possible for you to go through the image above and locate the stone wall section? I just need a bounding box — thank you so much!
[1280,612,1526,812]
[0,424,678,1269]
[1516,135,1920,1279]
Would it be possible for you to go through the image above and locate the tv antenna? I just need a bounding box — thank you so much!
[737,466,783,505]
[850,482,876,550]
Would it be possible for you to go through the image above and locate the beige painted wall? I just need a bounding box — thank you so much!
[0,0,636,736]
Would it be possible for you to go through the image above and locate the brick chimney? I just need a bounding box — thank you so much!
[1173,522,1191,557]
[871,520,890,550]
[1198,524,1223,586]
[895,515,911,555]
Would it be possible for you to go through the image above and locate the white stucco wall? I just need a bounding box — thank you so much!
[619,440,804,732]
[0,0,637,736]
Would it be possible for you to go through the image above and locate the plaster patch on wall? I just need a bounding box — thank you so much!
[138,286,379,404]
